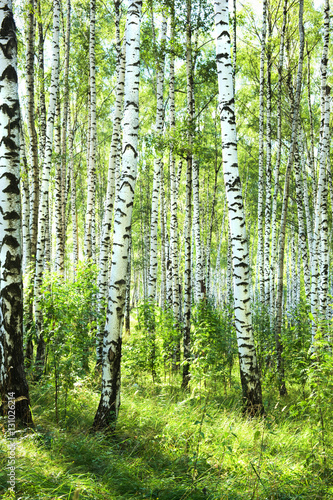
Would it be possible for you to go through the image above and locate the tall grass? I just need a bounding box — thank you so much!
[1,369,332,499]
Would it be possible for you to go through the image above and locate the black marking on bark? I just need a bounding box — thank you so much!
[1,136,18,151]
[1,172,19,193]
[0,65,17,82]
[123,143,137,158]
[3,210,19,220]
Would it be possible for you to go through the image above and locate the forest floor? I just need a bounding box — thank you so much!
[0,367,333,499]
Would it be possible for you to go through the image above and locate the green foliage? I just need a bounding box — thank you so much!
[123,302,181,381]
[190,301,237,392]
[30,262,103,422]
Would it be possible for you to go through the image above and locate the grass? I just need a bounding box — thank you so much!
[1,368,333,500]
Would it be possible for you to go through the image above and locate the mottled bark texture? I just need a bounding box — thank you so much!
[0,0,32,425]
[214,0,263,415]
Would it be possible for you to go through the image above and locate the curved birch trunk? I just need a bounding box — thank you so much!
[214,0,263,414]
[93,0,142,430]
[0,0,32,424]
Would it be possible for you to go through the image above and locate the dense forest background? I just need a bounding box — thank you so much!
[1,0,333,498]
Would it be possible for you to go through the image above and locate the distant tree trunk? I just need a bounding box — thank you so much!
[214,0,264,415]
[182,0,194,389]
[60,0,71,258]
[257,0,267,302]
[54,96,64,273]
[85,0,97,261]
[0,0,32,425]
[169,0,180,335]
[26,0,39,262]
[148,15,167,303]
[294,140,310,301]
[69,124,78,279]
[93,0,142,430]
[192,160,205,301]
[263,15,272,306]
[20,126,31,274]
[37,0,46,161]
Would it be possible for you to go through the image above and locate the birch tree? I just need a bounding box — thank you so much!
[214,0,263,414]
[0,0,32,424]
[34,0,60,369]
[93,0,142,430]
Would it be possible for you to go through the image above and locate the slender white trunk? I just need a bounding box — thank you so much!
[85,0,97,261]
[148,16,167,301]
[310,0,330,340]
[257,0,267,301]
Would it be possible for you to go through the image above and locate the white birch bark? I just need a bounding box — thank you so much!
[214,0,263,413]
[69,125,78,279]
[25,0,39,262]
[34,0,60,367]
[93,0,142,429]
[85,0,97,261]
[192,159,205,301]
[294,140,310,300]
[169,3,180,327]
[148,16,167,301]
[96,21,125,364]
[263,17,272,305]
[0,0,32,423]
[310,0,330,340]
[257,0,267,302]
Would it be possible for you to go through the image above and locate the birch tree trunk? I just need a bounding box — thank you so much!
[0,0,32,424]
[34,0,60,369]
[310,0,330,340]
[96,8,125,365]
[147,15,167,302]
[257,0,267,302]
[25,0,39,262]
[93,0,142,430]
[263,15,272,306]
[169,0,180,337]
[192,159,205,301]
[182,0,194,388]
[85,0,97,261]
[214,0,263,414]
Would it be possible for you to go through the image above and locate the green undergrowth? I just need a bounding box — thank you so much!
[0,374,333,500]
